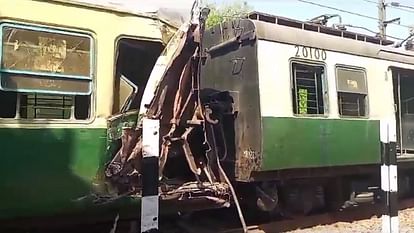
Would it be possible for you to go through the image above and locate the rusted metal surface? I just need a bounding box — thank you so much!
[100,8,235,209]
[238,148,262,181]
[200,19,262,181]
[104,22,199,192]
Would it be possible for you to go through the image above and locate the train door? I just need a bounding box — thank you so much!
[108,38,163,126]
[392,68,414,157]
[106,38,163,164]
[112,38,164,114]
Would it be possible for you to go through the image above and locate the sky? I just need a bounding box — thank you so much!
[209,0,414,42]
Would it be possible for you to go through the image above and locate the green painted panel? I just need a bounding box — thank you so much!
[0,127,108,219]
[261,117,381,170]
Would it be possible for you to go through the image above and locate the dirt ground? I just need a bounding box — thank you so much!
[285,207,414,233]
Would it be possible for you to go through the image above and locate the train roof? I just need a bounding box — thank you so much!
[248,12,414,65]
[48,0,193,28]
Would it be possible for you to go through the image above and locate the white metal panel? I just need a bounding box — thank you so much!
[257,40,293,117]
[257,39,413,121]
[254,20,414,65]
[52,0,193,27]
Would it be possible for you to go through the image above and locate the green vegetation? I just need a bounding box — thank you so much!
[205,0,253,28]
[298,89,308,114]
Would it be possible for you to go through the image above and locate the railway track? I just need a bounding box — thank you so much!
[4,198,414,233]
[176,198,414,233]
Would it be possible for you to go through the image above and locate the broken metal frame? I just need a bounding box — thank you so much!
[100,2,249,232]
[92,3,254,233]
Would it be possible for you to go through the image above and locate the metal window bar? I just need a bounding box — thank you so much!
[294,65,323,115]
[339,93,365,117]
[15,93,21,119]
[294,68,299,114]
[314,71,320,114]
[20,94,74,119]
[398,73,404,155]
[70,97,76,120]
[296,84,317,89]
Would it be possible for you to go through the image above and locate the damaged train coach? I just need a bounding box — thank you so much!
[3,0,414,230]
[196,12,414,216]
[0,0,230,228]
[102,8,414,227]
[109,10,414,221]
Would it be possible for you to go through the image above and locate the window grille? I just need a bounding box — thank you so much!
[292,63,325,115]
[336,67,368,117]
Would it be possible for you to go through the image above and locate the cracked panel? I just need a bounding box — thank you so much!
[2,26,91,76]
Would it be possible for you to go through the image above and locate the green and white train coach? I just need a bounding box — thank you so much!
[0,0,193,227]
[2,1,414,228]
[200,12,414,213]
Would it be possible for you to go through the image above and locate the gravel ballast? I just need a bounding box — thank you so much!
[285,207,414,233]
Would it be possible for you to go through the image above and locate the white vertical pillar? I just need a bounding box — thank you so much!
[141,118,160,233]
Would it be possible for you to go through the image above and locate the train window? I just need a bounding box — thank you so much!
[0,24,92,94]
[1,24,91,77]
[0,91,90,120]
[0,23,93,120]
[336,67,368,117]
[292,62,325,115]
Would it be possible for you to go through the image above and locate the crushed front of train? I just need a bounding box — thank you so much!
[97,5,237,217]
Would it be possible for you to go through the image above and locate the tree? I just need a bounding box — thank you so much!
[205,0,253,28]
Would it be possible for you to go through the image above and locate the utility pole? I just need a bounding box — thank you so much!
[378,0,386,39]
[378,0,400,40]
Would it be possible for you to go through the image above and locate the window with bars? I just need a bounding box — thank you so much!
[292,62,325,115]
[0,92,90,120]
[336,67,368,117]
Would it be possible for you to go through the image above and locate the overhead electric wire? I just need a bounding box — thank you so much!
[297,0,378,20]
[362,0,414,13]
[389,5,414,13]
[297,0,413,29]
[340,24,405,40]
[361,0,377,3]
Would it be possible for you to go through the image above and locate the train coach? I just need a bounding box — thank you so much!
[0,0,231,228]
[199,11,414,215]
[3,1,414,230]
